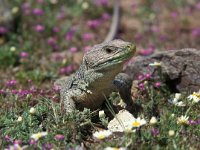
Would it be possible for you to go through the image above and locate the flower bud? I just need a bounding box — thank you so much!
[29,107,36,114]
[99,110,105,118]
[17,116,23,122]
[150,116,157,125]
[168,130,175,136]
[175,93,181,100]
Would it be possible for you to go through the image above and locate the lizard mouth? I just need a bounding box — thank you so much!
[94,44,136,69]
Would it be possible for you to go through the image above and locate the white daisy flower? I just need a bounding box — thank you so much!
[31,132,48,141]
[177,115,189,125]
[187,92,200,103]
[93,130,112,140]
[168,93,185,107]
[131,117,147,128]
[175,101,186,107]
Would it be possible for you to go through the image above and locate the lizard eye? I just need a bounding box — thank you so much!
[105,47,113,53]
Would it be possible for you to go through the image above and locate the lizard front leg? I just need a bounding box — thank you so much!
[113,73,141,114]
[61,87,90,113]
[113,73,133,106]
[60,89,76,113]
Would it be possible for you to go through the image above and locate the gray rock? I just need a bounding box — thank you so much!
[0,0,13,34]
[108,109,135,132]
[124,48,200,92]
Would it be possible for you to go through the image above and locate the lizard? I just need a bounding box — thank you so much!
[57,39,136,113]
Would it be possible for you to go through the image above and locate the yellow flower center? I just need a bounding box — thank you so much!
[98,135,105,139]
[193,93,200,98]
[132,121,140,127]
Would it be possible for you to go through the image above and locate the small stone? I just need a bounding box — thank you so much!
[108,109,135,132]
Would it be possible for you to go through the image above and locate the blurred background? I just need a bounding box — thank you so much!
[0,0,200,88]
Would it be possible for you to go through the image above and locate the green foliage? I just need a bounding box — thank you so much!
[0,45,19,68]
[0,98,93,148]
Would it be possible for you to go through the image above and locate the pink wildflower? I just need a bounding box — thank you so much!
[43,143,53,149]
[54,134,65,140]
[151,128,159,136]
[139,47,155,56]
[154,82,161,88]
[94,0,108,6]
[82,33,94,41]
[69,47,78,53]
[6,80,17,86]
[138,83,145,90]
[52,26,60,33]
[87,19,101,28]
[65,27,76,41]
[47,37,57,46]
[83,46,91,52]
[134,33,143,41]
[59,65,74,75]
[20,52,29,58]
[0,89,6,95]
[32,8,44,15]
[13,140,22,145]
[171,11,178,18]
[18,90,31,97]
[53,85,61,92]
[36,0,44,4]
[188,120,197,125]
[137,74,144,80]
[11,90,18,94]
[34,24,45,32]
[29,139,37,145]
[144,73,151,79]
[21,2,31,15]
[151,26,160,33]
[159,35,167,41]
[4,135,12,142]
[196,2,200,10]
[0,26,8,34]
[101,13,110,21]
[191,28,200,37]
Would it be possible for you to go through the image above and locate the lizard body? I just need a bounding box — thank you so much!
[58,39,136,113]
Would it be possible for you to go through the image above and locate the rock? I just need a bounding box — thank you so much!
[0,0,14,35]
[124,48,200,92]
[107,109,134,132]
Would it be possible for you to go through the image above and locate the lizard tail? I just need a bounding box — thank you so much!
[103,0,120,43]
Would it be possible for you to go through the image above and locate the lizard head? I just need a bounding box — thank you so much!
[83,39,136,73]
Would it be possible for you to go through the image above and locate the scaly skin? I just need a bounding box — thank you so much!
[59,39,136,113]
